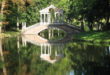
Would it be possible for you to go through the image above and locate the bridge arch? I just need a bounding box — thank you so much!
[22,23,81,35]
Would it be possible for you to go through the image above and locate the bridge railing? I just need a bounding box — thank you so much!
[26,23,40,29]
[21,23,40,32]
[65,23,81,31]
[22,22,81,33]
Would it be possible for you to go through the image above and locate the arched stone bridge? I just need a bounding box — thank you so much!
[22,23,81,35]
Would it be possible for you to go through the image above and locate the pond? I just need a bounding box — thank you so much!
[39,28,66,41]
[0,29,110,75]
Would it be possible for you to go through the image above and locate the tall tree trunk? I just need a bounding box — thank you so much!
[106,16,110,30]
[105,0,110,30]
[0,0,5,33]
[81,18,85,31]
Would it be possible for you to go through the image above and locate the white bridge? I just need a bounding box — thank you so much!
[21,5,81,35]
[22,23,81,35]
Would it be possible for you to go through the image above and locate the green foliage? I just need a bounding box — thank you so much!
[0,14,5,21]
[0,0,109,31]
[68,0,110,31]
[74,31,110,43]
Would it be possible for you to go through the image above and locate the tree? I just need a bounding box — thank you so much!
[0,0,6,33]
[67,0,110,31]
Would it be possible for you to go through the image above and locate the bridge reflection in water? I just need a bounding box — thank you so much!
[21,34,65,63]
[0,32,69,75]
[1,34,110,75]
[20,28,70,63]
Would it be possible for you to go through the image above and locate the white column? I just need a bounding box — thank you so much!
[45,14,47,23]
[49,14,51,23]
[44,45,46,54]
[24,22,26,28]
[48,14,50,24]
[17,22,19,30]
[58,29,59,36]
[17,17,19,30]
[22,22,26,31]
[49,45,51,55]
[42,14,44,23]
[50,13,51,23]
[48,29,51,39]
[61,13,64,24]
[55,13,57,23]
[57,13,59,23]
[40,14,42,23]
[59,13,61,23]
[44,14,45,24]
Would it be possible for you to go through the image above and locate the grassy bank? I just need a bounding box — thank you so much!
[0,31,20,38]
[74,31,110,43]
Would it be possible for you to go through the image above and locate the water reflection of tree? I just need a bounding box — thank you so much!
[65,42,110,75]
[0,38,7,75]
[39,28,66,41]
[1,37,52,75]
[1,37,110,75]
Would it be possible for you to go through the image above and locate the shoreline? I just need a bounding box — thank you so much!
[73,31,110,43]
[0,31,20,38]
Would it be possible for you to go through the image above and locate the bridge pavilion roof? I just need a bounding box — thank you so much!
[39,5,63,14]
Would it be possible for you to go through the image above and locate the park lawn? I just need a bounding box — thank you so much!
[74,31,110,43]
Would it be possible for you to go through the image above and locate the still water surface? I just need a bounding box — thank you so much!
[0,29,110,75]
